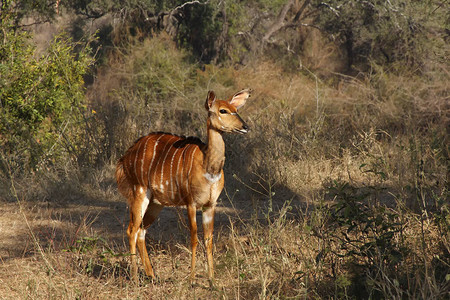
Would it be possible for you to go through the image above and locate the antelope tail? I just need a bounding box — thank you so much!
[115,158,133,200]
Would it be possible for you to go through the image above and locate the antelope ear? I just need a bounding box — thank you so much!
[228,89,251,110]
[205,90,216,110]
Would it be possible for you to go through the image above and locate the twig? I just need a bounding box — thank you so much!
[172,0,210,11]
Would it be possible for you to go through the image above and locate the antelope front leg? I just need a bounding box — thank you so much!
[186,204,198,283]
[202,205,215,284]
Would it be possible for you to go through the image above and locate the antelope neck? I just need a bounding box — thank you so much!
[204,126,225,175]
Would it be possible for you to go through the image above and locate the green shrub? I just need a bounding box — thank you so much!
[315,178,450,299]
[86,34,202,162]
[0,20,94,174]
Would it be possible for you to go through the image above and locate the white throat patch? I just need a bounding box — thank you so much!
[203,172,222,183]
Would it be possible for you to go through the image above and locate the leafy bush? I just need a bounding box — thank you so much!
[0,0,58,27]
[0,19,94,173]
[315,179,450,299]
[86,34,201,162]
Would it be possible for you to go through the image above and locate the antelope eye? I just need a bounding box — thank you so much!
[219,109,228,114]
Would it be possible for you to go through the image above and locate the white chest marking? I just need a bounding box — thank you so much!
[204,172,222,183]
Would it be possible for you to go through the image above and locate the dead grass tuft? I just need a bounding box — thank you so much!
[1,34,448,298]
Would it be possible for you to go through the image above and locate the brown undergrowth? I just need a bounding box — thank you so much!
[0,35,448,299]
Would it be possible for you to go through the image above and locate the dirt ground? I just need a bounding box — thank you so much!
[0,172,270,298]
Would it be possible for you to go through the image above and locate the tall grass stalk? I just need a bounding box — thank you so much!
[1,153,55,274]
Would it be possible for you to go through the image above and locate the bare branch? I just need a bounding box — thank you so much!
[172,0,210,11]
[293,0,312,22]
[144,0,210,37]
[320,2,340,17]
[263,0,294,43]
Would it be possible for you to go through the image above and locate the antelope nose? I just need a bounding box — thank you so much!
[243,124,249,131]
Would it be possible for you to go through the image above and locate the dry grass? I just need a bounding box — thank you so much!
[1,35,448,299]
[1,180,447,299]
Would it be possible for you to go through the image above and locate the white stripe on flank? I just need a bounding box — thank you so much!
[169,147,180,201]
[176,145,186,203]
[151,134,173,190]
[183,145,192,197]
[147,134,165,188]
[159,136,177,194]
[134,137,145,181]
[187,145,197,197]
[140,136,151,186]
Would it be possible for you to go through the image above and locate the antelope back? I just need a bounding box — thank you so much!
[116,133,204,205]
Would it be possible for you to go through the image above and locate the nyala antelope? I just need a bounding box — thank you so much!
[115,89,250,284]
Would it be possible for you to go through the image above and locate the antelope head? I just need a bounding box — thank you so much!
[205,89,250,134]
